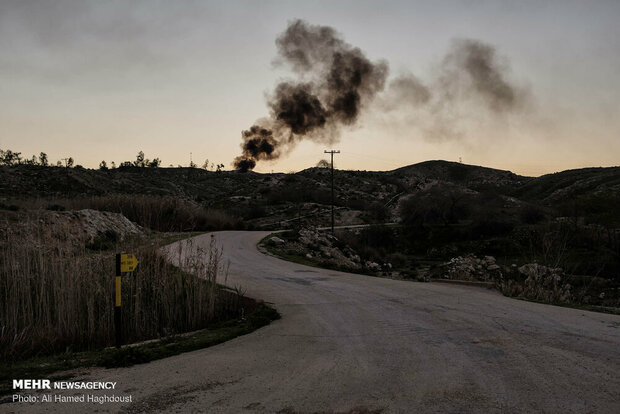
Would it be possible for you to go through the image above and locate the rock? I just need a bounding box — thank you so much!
[73,209,143,243]
[269,236,285,245]
[442,254,499,282]
[290,226,364,271]
[367,262,381,271]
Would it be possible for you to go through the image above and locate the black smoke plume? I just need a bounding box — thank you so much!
[233,19,388,171]
[441,39,522,112]
[271,82,327,135]
[383,74,431,109]
[377,38,528,142]
[382,39,523,114]
[233,126,278,172]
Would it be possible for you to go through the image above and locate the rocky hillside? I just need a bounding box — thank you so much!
[0,208,146,251]
[391,160,530,189]
[1,161,618,229]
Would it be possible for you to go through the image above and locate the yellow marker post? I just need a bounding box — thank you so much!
[115,253,139,348]
[115,254,122,348]
[120,254,139,273]
[115,276,121,307]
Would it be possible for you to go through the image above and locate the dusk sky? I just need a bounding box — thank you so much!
[1,0,619,176]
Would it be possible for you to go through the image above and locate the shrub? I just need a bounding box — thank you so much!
[399,188,470,228]
[520,205,546,224]
[45,204,66,211]
[49,195,242,232]
[469,219,514,239]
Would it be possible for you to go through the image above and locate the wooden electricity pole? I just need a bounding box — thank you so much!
[324,150,340,234]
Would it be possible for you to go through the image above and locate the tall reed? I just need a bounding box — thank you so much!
[0,217,240,361]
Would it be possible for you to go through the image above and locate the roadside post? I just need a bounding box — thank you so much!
[115,253,139,348]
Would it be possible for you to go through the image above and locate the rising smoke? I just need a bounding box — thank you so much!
[383,39,524,113]
[379,38,527,142]
[233,19,388,171]
[440,39,522,112]
[233,22,527,171]
[382,73,431,110]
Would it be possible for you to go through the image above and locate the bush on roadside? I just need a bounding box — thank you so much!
[37,195,243,232]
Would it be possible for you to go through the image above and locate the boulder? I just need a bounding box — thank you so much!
[269,236,285,246]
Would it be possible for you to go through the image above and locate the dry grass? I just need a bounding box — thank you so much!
[0,217,240,361]
[12,194,243,232]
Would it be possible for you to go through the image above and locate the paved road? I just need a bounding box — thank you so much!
[8,231,620,413]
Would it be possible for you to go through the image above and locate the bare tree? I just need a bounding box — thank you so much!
[39,152,48,166]
[134,151,146,167]
[316,159,330,168]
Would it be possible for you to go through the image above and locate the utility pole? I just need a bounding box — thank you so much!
[324,150,340,234]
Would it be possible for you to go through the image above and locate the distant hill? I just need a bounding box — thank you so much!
[391,160,530,189]
[0,165,266,204]
[1,161,619,227]
[513,166,620,203]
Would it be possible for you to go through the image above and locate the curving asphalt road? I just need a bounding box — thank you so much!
[7,231,620,413]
